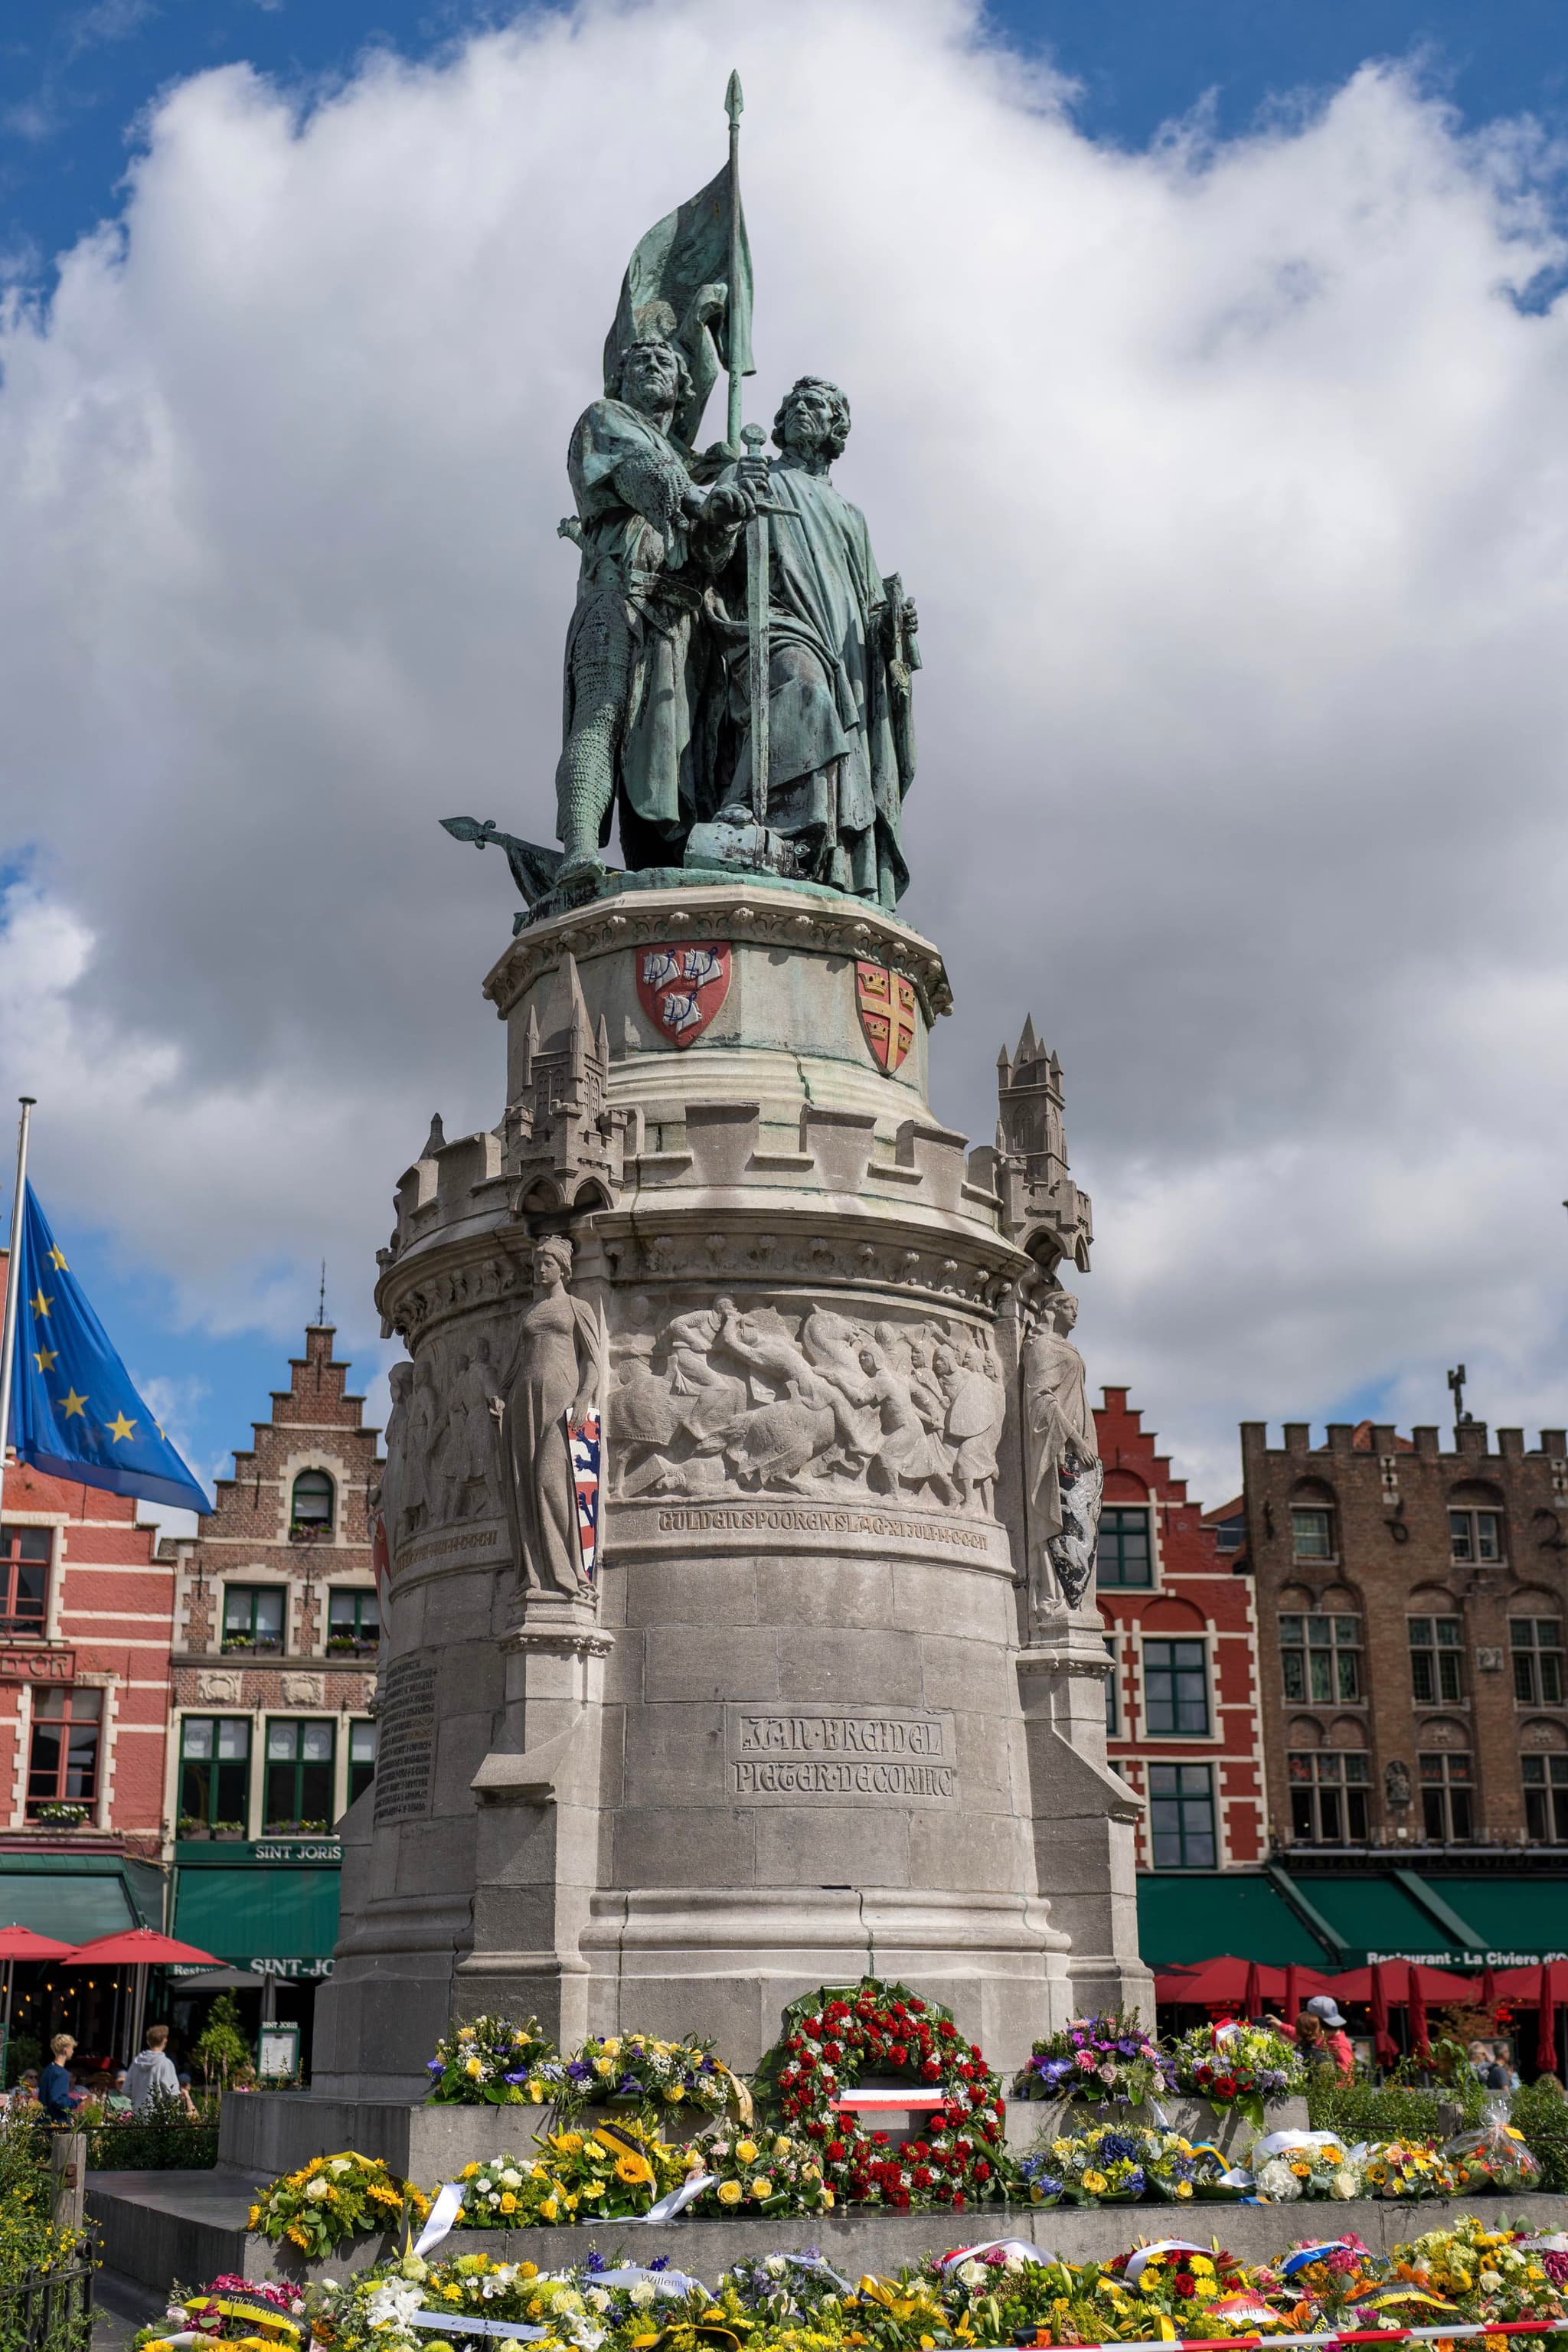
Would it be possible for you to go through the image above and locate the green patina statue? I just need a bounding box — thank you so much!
[446,75,920,920]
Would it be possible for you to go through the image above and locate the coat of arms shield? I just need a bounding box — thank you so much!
[635,942,732,1048]
[855,961,917,1073]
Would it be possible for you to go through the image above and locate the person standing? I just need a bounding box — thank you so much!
[1305,1994,1355,2079]
[38,2034,77,2122]
[126,2024,196,2118]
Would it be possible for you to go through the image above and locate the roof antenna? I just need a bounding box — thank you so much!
[317,1260,327,1326]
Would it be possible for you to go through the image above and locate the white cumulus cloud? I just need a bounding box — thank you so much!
[1,0,1566,1501]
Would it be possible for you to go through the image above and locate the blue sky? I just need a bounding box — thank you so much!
[8,0,1568,283]
[5,0,1567,1520]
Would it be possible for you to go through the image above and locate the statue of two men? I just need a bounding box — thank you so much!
[555,349,920,910]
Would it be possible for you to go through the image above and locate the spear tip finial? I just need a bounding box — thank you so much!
[725,68,743,124]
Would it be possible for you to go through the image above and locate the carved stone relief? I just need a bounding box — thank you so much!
[609,1295,1004,1511]
[195,1670,243,1705]
[282,1672,325,1707]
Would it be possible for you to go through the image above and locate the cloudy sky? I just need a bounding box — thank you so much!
[3,0,1568,1522]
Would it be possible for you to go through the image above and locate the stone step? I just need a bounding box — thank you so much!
[86,2170,1568,2298]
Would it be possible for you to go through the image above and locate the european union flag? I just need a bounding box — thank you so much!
[9,1185,211,1514]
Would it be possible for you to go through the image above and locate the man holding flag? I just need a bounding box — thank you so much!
[554,75,760,882]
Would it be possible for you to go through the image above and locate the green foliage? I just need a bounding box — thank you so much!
[1307,2071,1485,2140]
[192,1993,252,2089]
[3,2036,41,2090]
[0,2109,87,2289]
[84,2087,218,2171]
[1511,2076,1568,2190]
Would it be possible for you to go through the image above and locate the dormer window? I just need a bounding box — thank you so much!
[291,1469,335,1539]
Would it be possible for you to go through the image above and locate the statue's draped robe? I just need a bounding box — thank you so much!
[499,1286,603,1596]
[1023,1332,1099,1547]
[716,458,911,906]
[558,398,712,863]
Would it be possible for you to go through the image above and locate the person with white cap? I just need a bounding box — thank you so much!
[1305,1993,1354,2079]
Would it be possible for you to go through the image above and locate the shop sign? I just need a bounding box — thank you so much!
[0,1648,75,1683]
[167,1956,335,1980]
[175,1838,342,1864]
[1369,1946,1568,1968]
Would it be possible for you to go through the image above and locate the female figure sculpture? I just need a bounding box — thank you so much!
[495,1236,606,1598]
[1022,1289,1104,1610]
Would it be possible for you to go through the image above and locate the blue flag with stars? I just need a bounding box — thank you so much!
[10,1185,211,1514]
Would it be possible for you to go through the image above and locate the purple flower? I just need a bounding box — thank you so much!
[567,2060,593,2082]
[502,2069,530,2086]
[426,2059,443,2073]
[649,2256,671,2273]
[584,2252,609,2275]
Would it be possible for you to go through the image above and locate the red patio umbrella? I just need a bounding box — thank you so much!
[1331,1962,1475,2004]
[1481,1962,1498,2010]
[1282,1963,1302,2027]
[64,1927,218,2057]
[0,1926,75,2082]
[1536,1962,1560,2076]
[1243,1959,1263,2021]
[1406,1962,1431,2062]
[1153,1967,1200,2003]
[1158,1955,1286,2007]
[1370,1961,1399,2067]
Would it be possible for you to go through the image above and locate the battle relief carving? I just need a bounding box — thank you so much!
[378,1325,509,1559]
[610,1294,1006,1511]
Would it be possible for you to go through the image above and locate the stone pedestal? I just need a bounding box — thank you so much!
[310,876,1148,2105]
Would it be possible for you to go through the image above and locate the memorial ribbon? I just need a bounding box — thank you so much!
[413,2180,466,2257]
[639,2170,715,2223]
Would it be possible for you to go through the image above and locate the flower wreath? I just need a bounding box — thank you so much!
[757,1976,1008,2210]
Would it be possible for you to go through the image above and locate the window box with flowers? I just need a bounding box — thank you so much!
[33,1801,90,1828]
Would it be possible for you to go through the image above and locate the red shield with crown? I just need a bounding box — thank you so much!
[636,942,732,1049]
[855,962,917,1073]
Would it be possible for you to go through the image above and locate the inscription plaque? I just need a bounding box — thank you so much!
[725,1705,957,1805]
[374,1656,438,1824]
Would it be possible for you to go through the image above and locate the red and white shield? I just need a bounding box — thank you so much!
[855,961,918,1073]
[636,942,732,1049]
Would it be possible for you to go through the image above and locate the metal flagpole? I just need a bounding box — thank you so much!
[0,1099,37,1491]
[724,71,744,451]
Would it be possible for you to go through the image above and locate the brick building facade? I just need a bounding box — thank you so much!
[1096,1389,1267,1873]
[0,1456,172,1858]
[158,1322,381,2043]
[1244,1416,1568,1858]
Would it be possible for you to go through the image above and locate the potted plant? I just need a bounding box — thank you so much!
[213,1819,246,1841]
[34,1801,89,1827]
[178,1815,211,1841]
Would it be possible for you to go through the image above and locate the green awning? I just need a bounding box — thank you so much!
[172,1865,340,1964]
[1138,1873,1327,1965]
[1285,1873,1469,1964]
[0,1858,149,1943]
[1417,1876,1568,1962]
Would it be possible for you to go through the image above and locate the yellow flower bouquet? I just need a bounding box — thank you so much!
[247,2152,430,2259]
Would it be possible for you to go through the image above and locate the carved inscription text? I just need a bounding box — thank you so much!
[374,1657,438,1825]
[726,1706,957,1805]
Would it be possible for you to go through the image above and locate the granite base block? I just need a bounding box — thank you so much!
[1004,2095,1310,2157]
[87,2170,1568,2298]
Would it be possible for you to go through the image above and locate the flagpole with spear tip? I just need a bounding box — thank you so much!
[725,70,745,452]
[0,1099,37,1489]
[724,70,779,829]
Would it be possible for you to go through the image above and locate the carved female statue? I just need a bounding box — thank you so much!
[495,1236,606,1598]
[1022,1290,1103,1609]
